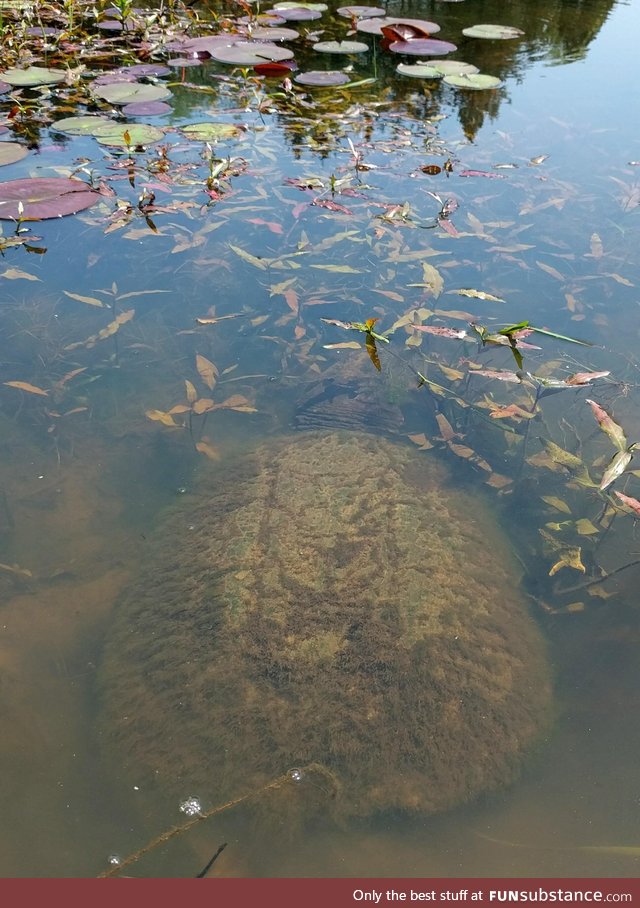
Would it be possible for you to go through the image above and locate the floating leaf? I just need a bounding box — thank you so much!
[412,325,467,339]
[1,267,40,281]
[536,260,565,281]
[93,123,165,147]
[585,399,627,451]
[229,244,269,269]
[0,65,67,86]
[389,38,457,56]
[462,24,525,40]
[471,369,522,382]
[565,371,610,386]
[4,380,48,396]
[396,63,444,79]
[444,73,502,90]
[63,290,106,308]
[196,354,218,390]
[0,143,28,167]
[209,41,295,65]
[92,82,172,105]
[312,40,369,53]
[52,115,116,136]
[294,71,351,86]
[181,122,244,141]
[0,178,102,220]
[323,341,362,349]
[451,288,505,302]
[356,16,440,35]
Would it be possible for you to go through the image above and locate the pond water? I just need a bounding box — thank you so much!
[0,0,639,879]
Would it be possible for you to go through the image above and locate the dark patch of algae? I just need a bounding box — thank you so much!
[97,432,552,822]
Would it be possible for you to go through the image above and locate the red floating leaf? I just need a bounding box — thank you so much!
[0,177,102,220]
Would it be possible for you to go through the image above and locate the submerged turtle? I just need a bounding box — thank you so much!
[98,431,552,820]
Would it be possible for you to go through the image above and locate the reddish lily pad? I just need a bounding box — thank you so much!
[208,41,295,65]
[356,16,440,36]
[0,143,29,166]
[265,6,322,20]
[0,177,102,220]
[92,82,172,105]
[0,65,67,86]
[389,38,457,56]
[313,40,369,54]
[462,24,525,39]
[294,70,351,86]
[121,100,172,116]
[253,61,298,76]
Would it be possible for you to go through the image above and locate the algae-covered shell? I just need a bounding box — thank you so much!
[98,432,552,818]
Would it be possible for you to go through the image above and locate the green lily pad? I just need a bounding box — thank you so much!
[418,60,479,76]
[181,122,244,141]
[209,41,295,65]
[92,123,166,147]
[462,24,525,39]
[0,142,29,166]
[443,72,502,90]
[0,66,67,87]
[396,63,444,79]
[312,40,369,54]
[92,82,172,105]
[52,115,117,136]
[0,177,102,220]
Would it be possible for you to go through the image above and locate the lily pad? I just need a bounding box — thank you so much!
[0,143,28,166]
[337,6,385,17]
[396,63,444,79]
[443,72,502,89]
[273,1,327,9]
[418,59,479,75]
[241,26,300,41]
[265,6,322,20]
[51,115,117,136]
[312,40,369,54]
[208,41,295,65]
[121,101,172,117]
[389,38,457,56]
[0,65,67,87]
[356,16,440,36]
[462,24,525,39]
[0,177,102,220]
[118,63,171,77]
[92,82,172,105]
[181,122,245,141]
[92,123,166,147]
[294,70,351,86]
[0,82,11,95]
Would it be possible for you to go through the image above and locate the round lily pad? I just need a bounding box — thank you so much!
[121,101,172,116]
[51,115,117,135]
[312,40,369,54]
[241,26,300,41]
[417,59,479,75]
[356,16,440,36]
[443,72,502,89]
[181,122,244,141]
[0,142,28,166]
[273,1,327,9]
[294,70,351,86]
[238,13,286,26]
[167,57,206,68]
[92,123,166,147]
[389,38,457,56]
[337,6,385,18]
[0,65,67,87]
[462,24,525,39]
[0,82,11,95]
[208,41,295,65]
[118,63,171,77]
[0,177,102,220]
[396,63,444,79]
[265,6,322,20]
[92,82,172,105]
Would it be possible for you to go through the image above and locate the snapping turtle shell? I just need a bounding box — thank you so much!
[98,431,551,817]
